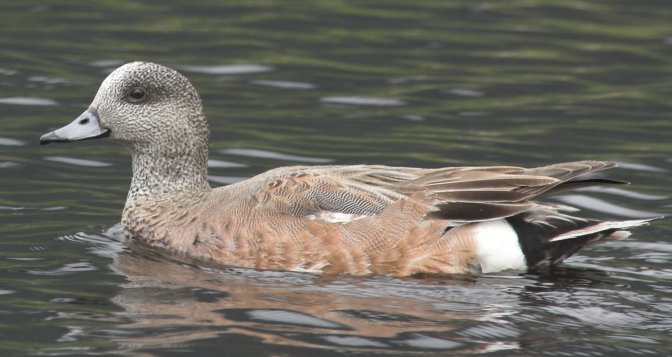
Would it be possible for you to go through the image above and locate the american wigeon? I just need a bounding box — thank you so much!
[40,62,656,276]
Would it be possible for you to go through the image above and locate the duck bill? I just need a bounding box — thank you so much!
[40,109,109,145]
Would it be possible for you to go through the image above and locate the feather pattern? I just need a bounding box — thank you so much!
[233,161,620,225]
[41,62,660,276]
[122,160,657,275]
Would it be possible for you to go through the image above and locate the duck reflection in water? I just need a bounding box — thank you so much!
[77,227,527,354]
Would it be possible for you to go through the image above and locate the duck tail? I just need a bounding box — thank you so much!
[505,211,660,270]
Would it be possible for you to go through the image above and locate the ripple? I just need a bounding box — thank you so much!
[251,79,316,89]
[459,324,520,339]
[544,306,646,328]
[553,194,664,218]
[0,205,66,212]
[0,205,23,211]
[322,335,387,347]
[60,231,128,259]
[29,76,82,85]
[0,137,25,146]
[208,175,247,185]
[178,64,273,75]
[40,206,67,211]
[446,88,484,97]
[88,59,125,67]
[207,159,247,168]
[631,251,670,264]
[611,334,660,345]
[577,186,669,200]
[617,161,668,173]
[0,97,57,106]
[614,241,672,253]
[0,68,18,75]
[44,156,113,167]
[0,162,19,168]
[37,347,92,354]
[482,342,520,353]
[27,262,97,276]
[396,334,461,349]
[50,297,78,303]
[320,96,406,106]
[103,223,133,241]
[572,261,672,281]
[220,148,333,163]
[400,115,424,121]
[245,309,346,329]
[458,111,490,116]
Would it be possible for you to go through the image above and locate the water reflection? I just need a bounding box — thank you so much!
[104,246,509,354]
[34,224,653,355]
[8,211,649,356]
[56,225,521,354]
[2,0,672,355]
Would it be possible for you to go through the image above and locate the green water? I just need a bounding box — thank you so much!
[1,1,671,356]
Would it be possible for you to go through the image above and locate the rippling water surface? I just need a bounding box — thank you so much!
[1,1,671,356]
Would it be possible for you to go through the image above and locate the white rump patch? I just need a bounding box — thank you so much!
[549,218,653,242]
[472,220,526,273]
[306,211,368,224]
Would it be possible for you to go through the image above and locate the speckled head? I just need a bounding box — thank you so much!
[41,62,212,196]
[94,61,208,148]
[41,61,208,149]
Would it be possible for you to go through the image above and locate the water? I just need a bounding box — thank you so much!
[1,1,671,355]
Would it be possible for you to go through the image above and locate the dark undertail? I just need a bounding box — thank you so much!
[506,215,618,269]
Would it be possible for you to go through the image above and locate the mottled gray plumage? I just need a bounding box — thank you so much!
[40,62,657,276]
[93,62,210,198]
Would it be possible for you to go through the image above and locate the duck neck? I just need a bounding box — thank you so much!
[127,138,211,199]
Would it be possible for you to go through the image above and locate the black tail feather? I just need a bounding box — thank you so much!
[507,214,616,269]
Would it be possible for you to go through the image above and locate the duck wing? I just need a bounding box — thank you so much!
[234,160,619,225]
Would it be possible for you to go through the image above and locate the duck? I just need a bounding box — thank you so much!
[40,61,656,276]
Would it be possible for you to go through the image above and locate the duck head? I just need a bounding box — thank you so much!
[40,61,209,151]
[40,62,212,196]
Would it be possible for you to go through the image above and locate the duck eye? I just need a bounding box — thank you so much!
[129,88,146,101]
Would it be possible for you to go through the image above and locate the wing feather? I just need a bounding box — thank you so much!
[244,160,617,224]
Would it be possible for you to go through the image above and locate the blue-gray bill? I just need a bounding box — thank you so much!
[39,109,109,145]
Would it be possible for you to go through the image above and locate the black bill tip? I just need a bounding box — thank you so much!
[39,131,66,145]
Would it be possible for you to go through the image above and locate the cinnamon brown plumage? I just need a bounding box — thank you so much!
[40,62,657,276]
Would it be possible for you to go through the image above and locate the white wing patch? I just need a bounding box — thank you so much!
[306,211,369,224]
